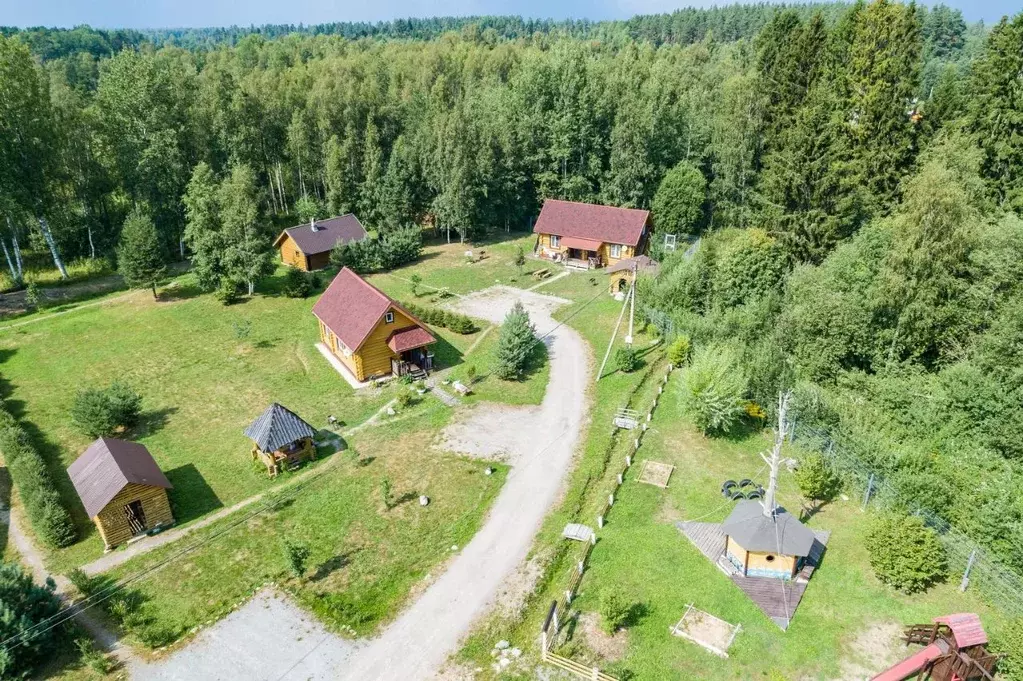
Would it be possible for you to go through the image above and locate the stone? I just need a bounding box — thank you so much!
[496,640,510,650]
[511,648,522,657]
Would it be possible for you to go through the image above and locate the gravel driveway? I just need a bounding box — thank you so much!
[133,285,591,680]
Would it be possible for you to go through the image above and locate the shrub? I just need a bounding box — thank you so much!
[396,389,415,409]
[598,588,631,634]
[993,617,1023,681]
[281,538,310,578]
[865,512,947,593]
[679,344,747,435]
[794,452,841,508]
[614,346,639,373]
[380,477,393,510]
[70,382,142,438]
[0,562,64,679]
[667,335,691,366]
[409,273,422,296]
[465,364,478,383]
[215,279,240,305]
[24,281,42,309]
[495,302,537,380]
[514,246,526,271]
[66,568,97,598]
[0,409,76,547]
[282,267,312,298]
[401,301,477,334]
[447,314,477,334]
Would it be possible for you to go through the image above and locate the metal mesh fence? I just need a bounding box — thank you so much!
[792,423,1023,618]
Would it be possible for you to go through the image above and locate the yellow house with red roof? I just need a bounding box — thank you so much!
[312,268,437,382]
[533,199,650,269]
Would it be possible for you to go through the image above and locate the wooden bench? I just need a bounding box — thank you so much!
[532,268,551,280]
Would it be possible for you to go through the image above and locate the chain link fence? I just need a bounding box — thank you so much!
[792,423,1023,618]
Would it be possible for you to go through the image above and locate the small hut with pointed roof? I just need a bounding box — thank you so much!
[68,438,174,550]
[245,403,317,477]
[722,500,816,580]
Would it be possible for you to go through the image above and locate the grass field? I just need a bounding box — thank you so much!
[68,403,506,654]
[543,379,1008,680]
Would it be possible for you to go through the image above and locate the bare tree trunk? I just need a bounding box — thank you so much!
[179,237,185,259]
[277,162,288,212]
[247,279,255,296]
[38,217,68,279]
[1,239,17,282]
[87,223,96,259]
[12,233,23,280]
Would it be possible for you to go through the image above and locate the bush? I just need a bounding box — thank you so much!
[667,335,691,366]
[70,382,142,438]
[24,281,42,309]
[0,409,75,547]
[495,302,537,380]
[794,452,841,508]
[282,267,312,298]
[865,512,947,593]
[0,562,64,679]
[331,225,422,273]
[216,279,240,305]
[993,617,1023,681]
[380,477,393,510]
[396,389,415,409]
[598,588,631,634]
[614,346,639,373]
[66,568,97,598]
[281,538,310,578]
[401,301,477,334]
[679,344,748,435]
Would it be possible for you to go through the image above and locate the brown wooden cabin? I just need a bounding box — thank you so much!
[312,267,437,383]
[722,500,816,580]
[67,438,174,550]
[273,214,367,271]
[245,403,317,478]
[607,254,659,295]
[533,199,650,270]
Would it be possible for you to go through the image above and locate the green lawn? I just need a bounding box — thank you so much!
[447,328,550,406]
[73,403,506,652]
[553,380,1008,680]
[0,269,397,571]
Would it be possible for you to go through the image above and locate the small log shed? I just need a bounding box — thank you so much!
[245,403,318,478]
[67,438,174,550]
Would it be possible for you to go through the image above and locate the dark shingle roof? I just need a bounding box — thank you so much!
[722,500,816,557]
[533,199,649,247]
[606,254,659,275]
[244,403,317,453]
[67,438,173,518]
[274,214,367,256]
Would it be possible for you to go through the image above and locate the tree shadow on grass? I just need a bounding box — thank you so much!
[132,406,178,438]
[431,334,464,372]
[157,282,203,303]
[310,550,357,582]
[165,463,223,525]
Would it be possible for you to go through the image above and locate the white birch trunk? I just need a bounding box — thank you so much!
[2,239,17,282]
[12,233,23,279]
[38,217,68,279]
[87,224,96,259]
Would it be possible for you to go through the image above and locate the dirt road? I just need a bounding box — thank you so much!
[137,285,591,680]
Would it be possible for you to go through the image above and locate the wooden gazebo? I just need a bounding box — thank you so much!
[245,403,317,478]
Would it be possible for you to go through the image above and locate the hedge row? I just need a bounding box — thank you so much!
[0,408,76,548]
[402,302,478,335]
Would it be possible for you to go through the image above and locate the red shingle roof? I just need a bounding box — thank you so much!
[935,613,988,648]
[67,438,172,518]
[533,199,649,247]
[387,326,437,353]
[273,214,367,255]
[312,268,430,352]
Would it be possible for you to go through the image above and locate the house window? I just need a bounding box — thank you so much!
[385,311,394,324]
[610,244,623,258]
[550,235,560,248]
[338,339,352,358]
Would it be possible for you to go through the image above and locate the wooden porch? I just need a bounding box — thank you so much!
[391,346,433,379]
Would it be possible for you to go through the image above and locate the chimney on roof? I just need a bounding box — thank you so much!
[310,217,319,232]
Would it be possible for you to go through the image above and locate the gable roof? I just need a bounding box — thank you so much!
[606,254,659,275]
[244,403,317,453]
[312,267,428,352]
[67,438,173,518]
[387,326,437,354]
[273,214,367,255]
[722,500,816,558]
[533,199,649,247]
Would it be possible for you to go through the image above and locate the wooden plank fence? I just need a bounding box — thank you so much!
[538,363,676,681]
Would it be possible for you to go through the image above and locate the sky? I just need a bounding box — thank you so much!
[0,0,1015,29]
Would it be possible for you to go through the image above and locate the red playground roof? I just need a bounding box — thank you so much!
[935,613,988,648]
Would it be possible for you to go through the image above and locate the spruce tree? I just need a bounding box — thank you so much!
[495,302,537,380]
[183,162,225,291]
[117,207,166,299]
[219,163,273,296]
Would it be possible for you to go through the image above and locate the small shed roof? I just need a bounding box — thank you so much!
[387,326,437,354]
[722,500,816,558]
[273,214,367,255]
[560,236,604,251]
[607,255,659,275]
[67,438,173,518]
[935,613,988,648]
[533,199,649,247]
[244,403,317,454]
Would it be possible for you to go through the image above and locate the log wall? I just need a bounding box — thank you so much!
[93,483,174,549]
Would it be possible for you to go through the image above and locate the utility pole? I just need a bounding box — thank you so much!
[625,263,637,346]
[760,391,791,518]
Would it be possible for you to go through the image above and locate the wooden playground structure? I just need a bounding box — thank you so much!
[871,613,1000,681]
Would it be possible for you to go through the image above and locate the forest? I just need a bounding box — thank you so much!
[0,0,1022,575]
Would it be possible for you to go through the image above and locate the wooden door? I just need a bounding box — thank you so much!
[124,500,147,535]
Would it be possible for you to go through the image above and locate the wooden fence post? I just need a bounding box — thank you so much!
[597,515,604,528]
[608,493,614,507]
[565,590,572,605]
[617,472,623,485]
[625,454,631,467]
[578,560,584,575]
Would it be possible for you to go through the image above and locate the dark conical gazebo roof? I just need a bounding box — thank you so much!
[244,403,316,453]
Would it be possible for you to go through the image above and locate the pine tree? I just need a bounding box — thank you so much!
[495,302,537,380]
[117,207,166,299]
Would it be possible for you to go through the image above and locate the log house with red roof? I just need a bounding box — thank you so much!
[533,199,650,269]
[313,268,437,382]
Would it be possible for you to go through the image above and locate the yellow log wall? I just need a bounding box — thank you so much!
[354,307,420,379]
[278,234,308,270]
[93,483,174,549]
